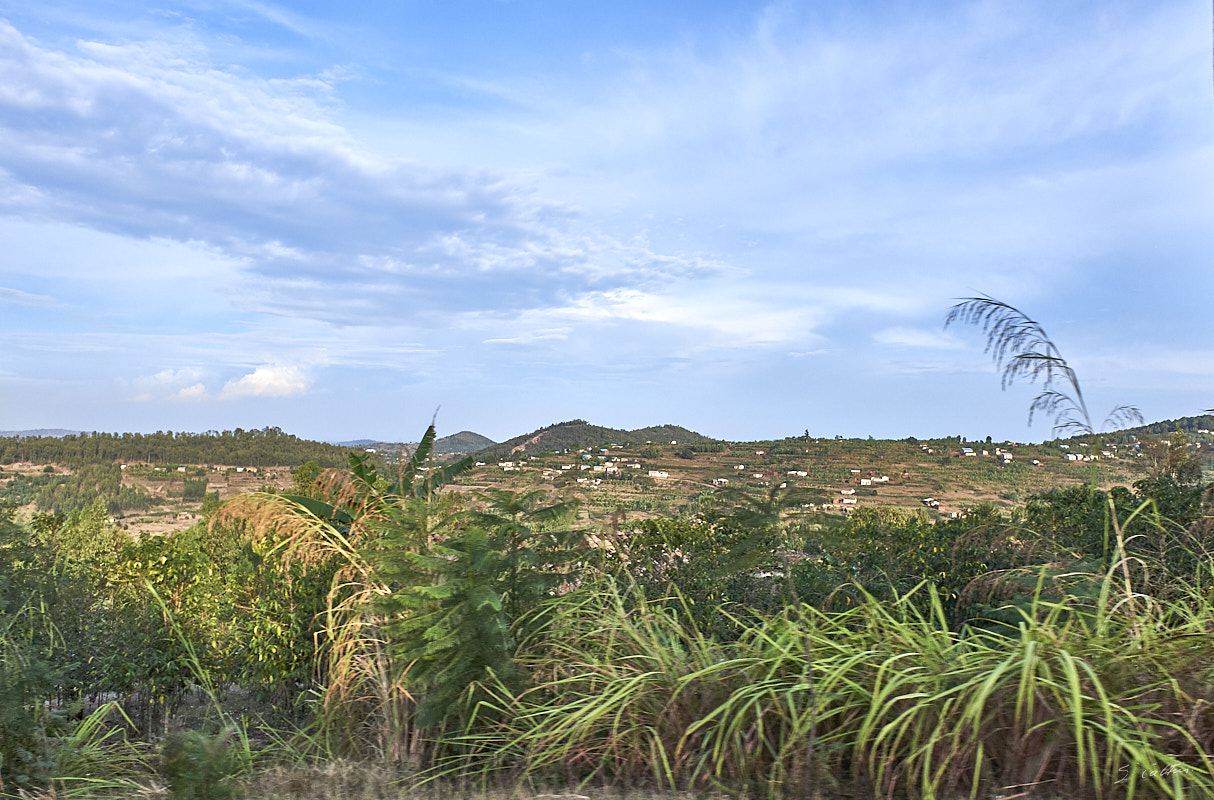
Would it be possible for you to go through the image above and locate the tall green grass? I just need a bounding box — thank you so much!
[434,572,1214,799]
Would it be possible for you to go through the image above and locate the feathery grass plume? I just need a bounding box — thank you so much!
[945,295,1143,436]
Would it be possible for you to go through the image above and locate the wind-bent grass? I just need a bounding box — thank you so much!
[434,574,1214,799]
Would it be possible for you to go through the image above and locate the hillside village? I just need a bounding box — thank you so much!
[453,431,1162,525]
[2,419,1208,536]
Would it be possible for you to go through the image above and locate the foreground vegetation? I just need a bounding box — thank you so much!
[2,421,1212,799]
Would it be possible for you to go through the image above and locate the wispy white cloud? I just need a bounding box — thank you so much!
[873,327,964,350]
[548,287,814,345]
[484,328,571,345]
[0,286,56,306]
[0,18,713,330]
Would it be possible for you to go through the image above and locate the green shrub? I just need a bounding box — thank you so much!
[160,728,242,800]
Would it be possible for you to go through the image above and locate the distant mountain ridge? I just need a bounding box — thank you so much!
[478,419,713,458]
[0,429,86,438]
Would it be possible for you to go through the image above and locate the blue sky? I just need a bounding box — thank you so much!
[1,1,1211,443]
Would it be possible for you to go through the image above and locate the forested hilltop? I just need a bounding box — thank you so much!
[357,430,497,459]
[1077,413,1214,444]
[0,427,358,470]
[479,418,713,458]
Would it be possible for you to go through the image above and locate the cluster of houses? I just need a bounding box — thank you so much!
[815,468,896,511]
[496,449,653,482]
[119,464,259,474]
[1057,442,1128,463]
[959,446,1015,463]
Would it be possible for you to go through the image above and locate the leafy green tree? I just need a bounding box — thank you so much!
[199,491,222,520]
[379,526,514,727]
[373,489,584,727]
[291,460,323,496]
[41,498,131,580]
[1140,430,1203,484]
[463,489,582,622]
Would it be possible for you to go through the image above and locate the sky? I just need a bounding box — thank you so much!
[1,1,1211,444]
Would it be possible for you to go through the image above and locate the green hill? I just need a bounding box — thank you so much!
[0,427,357,470]
[435,430,496,454]
[357,431,497,460]
[479,419,713,458]
[1062,414,1214,445]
